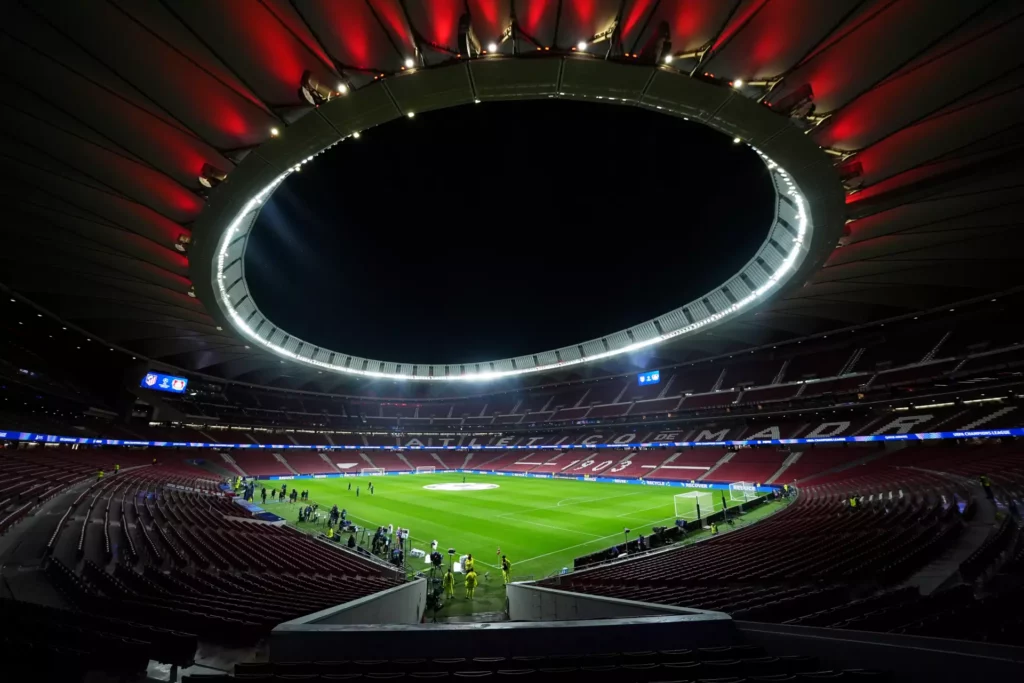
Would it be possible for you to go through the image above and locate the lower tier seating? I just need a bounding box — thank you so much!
[184,644,883,682]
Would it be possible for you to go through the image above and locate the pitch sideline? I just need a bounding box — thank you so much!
[514,514,681,568]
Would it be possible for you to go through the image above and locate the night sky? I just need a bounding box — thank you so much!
[245,99,774,364]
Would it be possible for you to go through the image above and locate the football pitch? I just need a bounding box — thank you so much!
[262,473,780,600]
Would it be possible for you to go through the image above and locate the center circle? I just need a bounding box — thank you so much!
[244,99,775,364]
[423,483,500,491]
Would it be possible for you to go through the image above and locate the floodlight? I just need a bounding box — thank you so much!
[733,137,741,144]
[407,111,416,118]
[337,83,348,95]
[474,98,481,104]
[664,54,673,63]
[487,42,498,52]
[404,57,415,68]
[352,131,361,139]
[198,163,227,189]
[577,41,587,51]
[270,127,280,137]
[733,79,744,88]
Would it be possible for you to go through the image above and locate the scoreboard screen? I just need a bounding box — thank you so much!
[637,370,661,386]
[141,372,189,394]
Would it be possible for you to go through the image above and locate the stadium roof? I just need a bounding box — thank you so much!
[3,0,1024,394]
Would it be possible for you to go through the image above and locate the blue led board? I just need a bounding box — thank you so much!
[637,370,661,386]
[140,372,189,394]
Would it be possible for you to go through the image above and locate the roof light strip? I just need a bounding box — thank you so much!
[214,143,807,381]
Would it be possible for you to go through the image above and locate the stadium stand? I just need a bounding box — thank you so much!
[360,451,412,472]
[651,448,731,480]
[27,463,402,649]
[229,451,292,477]
[402,452,445,471]
[281,451,337,475]
[705,449,789,485]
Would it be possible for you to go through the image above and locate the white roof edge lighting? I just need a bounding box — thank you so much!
[204,60,833,383]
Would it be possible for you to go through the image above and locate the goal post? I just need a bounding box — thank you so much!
[360,467,385,476]
[674,491,716,521]
[729,481,759,503]
[415,466,436,474]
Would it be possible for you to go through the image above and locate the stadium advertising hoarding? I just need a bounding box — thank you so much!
[2,428,1019,450]
[140,371,189,394]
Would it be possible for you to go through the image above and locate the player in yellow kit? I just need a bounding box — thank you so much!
[501,555,511,584]
[464,570,478,599]
[443,569,455,599]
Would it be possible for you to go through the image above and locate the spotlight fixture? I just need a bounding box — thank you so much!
[352,131,361,139]
[474,98,481,104]
[270,127,280,137]
[733,79,744,88]
[198,163,227,189]
[664,54,673,63]
[577,41,587,51]
[299,70,335,106]
[487,41,498,53]
[733,137,741,144]
[336,83,349,95]
[407,111,416,118]
[174,234,191,253]
[404,57,415,68]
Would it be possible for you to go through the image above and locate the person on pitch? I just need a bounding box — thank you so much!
[443,568,455,599]
[465,569,478,599]
[464,554,475,573]
[501,555,512,584]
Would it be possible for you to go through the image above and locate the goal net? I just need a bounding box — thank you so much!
[360,467,385,476]
[415,466,436,474]
[729,481,759,503]
[674,491,716,521]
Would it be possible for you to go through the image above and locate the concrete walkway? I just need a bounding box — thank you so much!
[903,483,997,595]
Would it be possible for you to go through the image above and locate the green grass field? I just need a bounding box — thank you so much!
[260,473,782,616]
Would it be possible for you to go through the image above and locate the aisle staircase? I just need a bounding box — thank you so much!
[698,452,735,482]
[273,453,299,476]
[766,451,803,485]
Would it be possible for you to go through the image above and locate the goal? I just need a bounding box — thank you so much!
[674,491,716,521]
[415,466,436,474]
[360,467,385,476]
[729,481,759,503]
